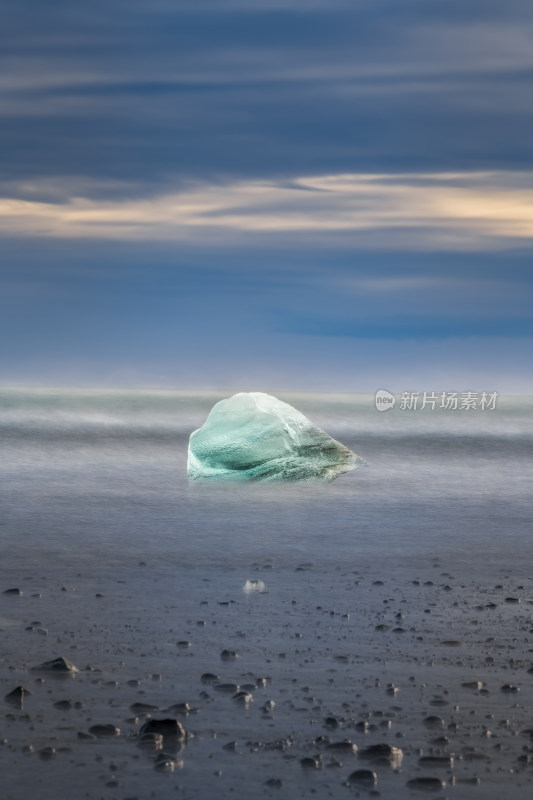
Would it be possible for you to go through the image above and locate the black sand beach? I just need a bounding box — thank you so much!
[3,555,533,799]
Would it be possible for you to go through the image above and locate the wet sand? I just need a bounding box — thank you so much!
[2,554,533,800]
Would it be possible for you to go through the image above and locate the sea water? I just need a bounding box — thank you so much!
[1,387,531,575]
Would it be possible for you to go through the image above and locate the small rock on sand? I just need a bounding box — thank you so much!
[53,700,72,710]
[300,757,320,769]
[139,718,186,740]
[201,673,220,684]
[130,702,158,714]
[214,683,239,693]
[232,691,253,705]
[347,769,377,786]
[423,715,444,727]
[359,743,403,766]
[31,656,78,673]
[4,686,32,706]
[325,740,357,754]
[38,747,56,760]
[88,724,120,737]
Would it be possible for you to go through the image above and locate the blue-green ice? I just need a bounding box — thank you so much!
[187,392,365,482]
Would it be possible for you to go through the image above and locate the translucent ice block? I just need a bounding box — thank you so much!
[187,392,365,482]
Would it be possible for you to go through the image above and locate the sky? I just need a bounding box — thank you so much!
[1,0,532,393]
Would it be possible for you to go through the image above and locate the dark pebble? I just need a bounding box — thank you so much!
[4,686,32,706]
[431,736,449,746]
[418,755,454,767]
[31,656,78,673]
[347,769,377,786]
[231,687,255,703]
[223,740,238,752]
[325,740,357,754]
[130,702,158,713]
[139,718,186,740]
[38,747,56,760]
[88,724,120,737]
[300,757,320,769]
[232,691,253,706]
[359,743,403,764]
[3,588,22,596]
[201,673,220,684]
[265,778,282,788]
[423,715,444,727]
[220,649,238,661]
[214,683,239,693]
[53,700,72,710]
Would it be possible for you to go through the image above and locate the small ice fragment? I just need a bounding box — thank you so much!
[243,579,266,593]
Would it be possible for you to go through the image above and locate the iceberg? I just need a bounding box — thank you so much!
[187,392,365,483]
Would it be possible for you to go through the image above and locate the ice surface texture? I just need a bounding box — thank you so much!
[187,392,365,482]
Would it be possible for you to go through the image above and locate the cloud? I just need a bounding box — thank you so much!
[3,19,533,97]
[1,2,532,189]
[1,171,532,250]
